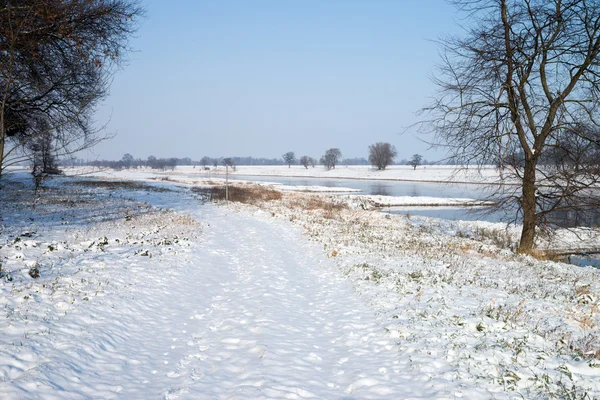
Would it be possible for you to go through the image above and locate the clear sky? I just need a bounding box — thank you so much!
[91,0,460,162]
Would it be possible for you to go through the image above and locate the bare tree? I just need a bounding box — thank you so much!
[320,148,342,170]
[200,156,212,169]
[299,155,311,169]
[147,155,157,169]
[166,158,177,171]
[222,157,236,171]
[122,153,134,169]
[30,135,61,175]
[282,151,296,168]
[409,154,423,170]
[421,0,600,253]
[0,0,143,179]
[368,142,397,170]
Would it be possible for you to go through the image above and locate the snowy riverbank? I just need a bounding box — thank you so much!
[59,167,497,208]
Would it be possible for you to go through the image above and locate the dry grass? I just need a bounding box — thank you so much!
[286,195,348,219]
[192,185,282,205]
[449,242,473,254]
[473,225,517,250]
[485,300,530,325]
[528,248,563,262]
[193,185,349,220]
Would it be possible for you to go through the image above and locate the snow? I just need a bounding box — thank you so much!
[0,171,599,399]
[190,164,503,184]
[64,164,506,184]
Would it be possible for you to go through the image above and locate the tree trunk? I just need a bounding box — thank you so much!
[0,136,4,179]
[0,123,4,180]
[0,96,5,179]
[519,158,537,253]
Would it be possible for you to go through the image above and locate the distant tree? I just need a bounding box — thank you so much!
[30,135,60,192]
[122,153,134,169]
[343,157,369,165]
[282,152,296,168]
[222,157,236,171]
[299,155,311,169]
[368,142,397,170]
[200,156,211,169]
[154,158,165,170]
[147,155,157,169]
[213,158,219,168]
[167,158,177,171]
[321,148,342,170]
[30,134,61,177]
[409,154,423,170]
[309,157,317,168]
[175,157,192,166]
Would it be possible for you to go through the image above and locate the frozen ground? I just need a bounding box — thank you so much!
[0,172,599,399]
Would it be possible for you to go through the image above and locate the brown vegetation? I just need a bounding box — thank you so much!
[193,185,282,205]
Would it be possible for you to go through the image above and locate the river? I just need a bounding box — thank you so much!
[228,174,504,221]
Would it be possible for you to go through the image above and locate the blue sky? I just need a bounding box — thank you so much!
[91,0,460,162]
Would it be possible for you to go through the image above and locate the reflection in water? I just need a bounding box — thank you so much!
[547,209,600,229]
[369,182,391,196]
[408,184,421,197]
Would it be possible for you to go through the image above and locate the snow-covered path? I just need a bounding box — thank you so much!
[111,203,441,400]
[152,205,419,400]
[61,200,474,399]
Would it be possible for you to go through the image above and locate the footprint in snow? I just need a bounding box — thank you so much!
[190,368,204,381]
[167,370,181,378]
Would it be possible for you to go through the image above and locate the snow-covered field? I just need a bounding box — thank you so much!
[193,164,502,183]
[1,170,599,399]
[65,164,506,184]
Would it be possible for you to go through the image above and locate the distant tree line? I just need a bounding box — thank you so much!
[72,155,184,171]
[67,148,439,172]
